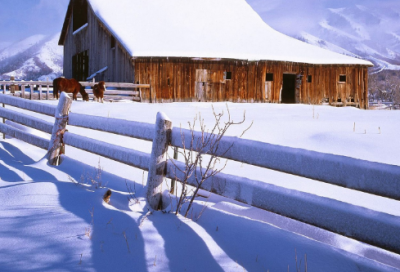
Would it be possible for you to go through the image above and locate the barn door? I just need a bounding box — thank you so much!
[295,74,303,103]
[72,50,89,81]
[195,69,209,102]
[281,74,296,103]
[265,82,272,102]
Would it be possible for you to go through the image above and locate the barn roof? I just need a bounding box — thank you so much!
[61,0,373,66]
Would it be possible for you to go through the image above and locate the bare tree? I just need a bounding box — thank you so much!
[169,105,252,217]
[369,70,400,107]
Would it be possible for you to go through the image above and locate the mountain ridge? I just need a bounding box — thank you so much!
[249,0,400,73]
[0,34,63,81]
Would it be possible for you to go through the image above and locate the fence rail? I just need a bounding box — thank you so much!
[0,80,150,101]
[0,92,399,254]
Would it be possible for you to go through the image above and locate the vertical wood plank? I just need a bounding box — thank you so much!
[146,112,172,210]
[47,92,72,165]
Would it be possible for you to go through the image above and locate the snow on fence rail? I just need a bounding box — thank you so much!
[0,92,400,254]
[0,79,150,101]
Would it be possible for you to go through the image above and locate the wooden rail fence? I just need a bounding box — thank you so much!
[0,79,150,101]
[0,92,399,254]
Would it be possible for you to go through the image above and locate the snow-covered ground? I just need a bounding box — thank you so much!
[1,100,400,271]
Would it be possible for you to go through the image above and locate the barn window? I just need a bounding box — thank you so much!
[307,75,312,83]
[73,0,88,32]
[224,71,232,80]
[339,75,347,82]
[266,73,274,81]
[72,50,89,81]
[111,35,116,49]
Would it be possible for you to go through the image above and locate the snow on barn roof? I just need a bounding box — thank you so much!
[86,0,372,66]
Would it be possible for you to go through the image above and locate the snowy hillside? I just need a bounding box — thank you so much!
[0,34,63,81]
[249,0,400,72]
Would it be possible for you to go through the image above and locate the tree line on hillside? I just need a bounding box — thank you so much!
[368,70,400,107]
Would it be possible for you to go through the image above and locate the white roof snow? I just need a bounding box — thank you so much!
[88,0,373,66]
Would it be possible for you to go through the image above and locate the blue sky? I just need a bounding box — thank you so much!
[0,0,399,44]
[0,0,68,42]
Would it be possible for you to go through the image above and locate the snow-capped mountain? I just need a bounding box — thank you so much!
[0,34,63,81]
[249,0,400,72]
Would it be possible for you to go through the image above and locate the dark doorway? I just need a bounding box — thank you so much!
[281,74,296,103]
[72,50,89,81]
[73,0,88,32]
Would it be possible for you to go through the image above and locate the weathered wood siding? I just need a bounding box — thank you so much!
[62,3,134,82]
[135,58,369,108]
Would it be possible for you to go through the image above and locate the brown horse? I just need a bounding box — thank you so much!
[93,81,106,103]
[53,77,89,101]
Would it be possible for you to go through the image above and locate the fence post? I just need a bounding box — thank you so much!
[29,81,33,100]
[146,112,172,210]
[47,92,72,165]
[39,84,42,100]
[46,82,49,100]
[2,81,5,139]
[21,80,25,98]
[170,146,178,194]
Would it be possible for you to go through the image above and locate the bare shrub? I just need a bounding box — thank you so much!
[125,180,140,205]
[79,158,107,189]
[169,104,252,217]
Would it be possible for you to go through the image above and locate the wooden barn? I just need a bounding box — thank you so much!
[59,0,373,108]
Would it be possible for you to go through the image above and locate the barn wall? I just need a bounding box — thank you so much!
[134,58,369,109]
[62,1,134,82]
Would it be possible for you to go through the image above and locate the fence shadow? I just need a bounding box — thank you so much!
[0,142,54,182]
[149,213,225,272]
[0,142,149,271]
[51,156,149,272]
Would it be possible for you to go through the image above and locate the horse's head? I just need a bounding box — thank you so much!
[99,81,106,92]
[82,92,89,101]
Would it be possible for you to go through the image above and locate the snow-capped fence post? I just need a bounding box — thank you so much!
[47,92,72,165]
[146,112,172,210]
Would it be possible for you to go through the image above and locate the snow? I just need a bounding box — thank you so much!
[87,0,372,66]
[1,99,400,271]
[328,8,371,40]
[73,23,88,35]
[0,35,46,61]
[87,66,108,81]
[319,20,360,41]
[35,34,64,74]
[299,31,359,58]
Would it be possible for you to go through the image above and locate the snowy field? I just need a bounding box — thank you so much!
[1,100,400,271]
